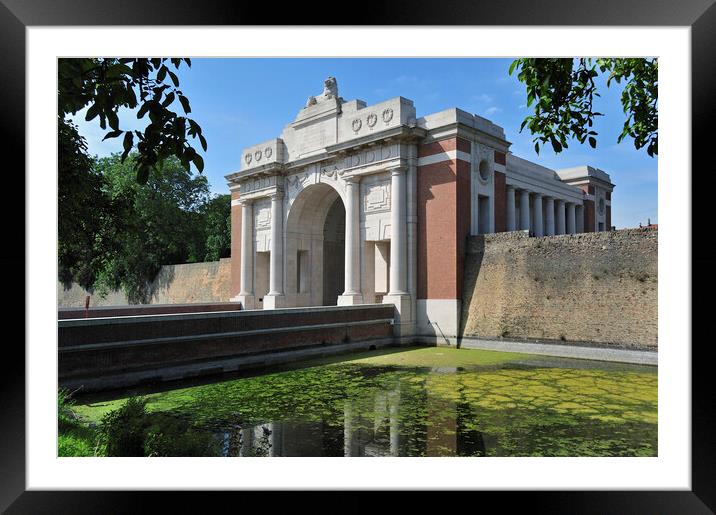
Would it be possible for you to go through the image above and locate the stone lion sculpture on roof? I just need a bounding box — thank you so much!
[305,76,342,107]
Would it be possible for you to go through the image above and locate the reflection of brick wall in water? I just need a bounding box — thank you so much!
[57,258,232,307]
[461,229,658,348]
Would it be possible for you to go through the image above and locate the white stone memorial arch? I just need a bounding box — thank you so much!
[226,77,614,341]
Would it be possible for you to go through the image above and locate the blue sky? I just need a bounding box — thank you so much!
[73,58,657,228]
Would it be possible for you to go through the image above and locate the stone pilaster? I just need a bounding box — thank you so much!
[337,177,363,305]
[532,193,543,237]
[506,185,516,231]
[566,202,576,234]
[575,204,585,233]
[519,189,530,231]
[556,199,566,235]
[264,191,285,309]
[384,165,412,330]
[545,197,555,236]
[234,199,255,309]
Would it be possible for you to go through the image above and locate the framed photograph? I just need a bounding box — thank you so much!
[6,0,713,511]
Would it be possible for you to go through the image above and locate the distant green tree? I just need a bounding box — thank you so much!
[58,121,131,289]
[93,153,210,303]
[202,194,231,262]
[509,58,657,157]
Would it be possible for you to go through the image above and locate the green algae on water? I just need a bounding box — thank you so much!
[70,347,657,457]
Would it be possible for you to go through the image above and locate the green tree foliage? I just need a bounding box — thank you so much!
[58,58,209,293]
[509,58,658,157]
[60,152,232,303]
[58,58,207,184]
[202,194,231,262]
[93,153,211,303]
[57,121,130,290]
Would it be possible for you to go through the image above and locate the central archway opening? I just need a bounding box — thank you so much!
[322,197,345,305]
[285,183,346,307]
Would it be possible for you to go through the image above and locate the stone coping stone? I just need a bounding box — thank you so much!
[59,303,395,326]
[457,337,657,366]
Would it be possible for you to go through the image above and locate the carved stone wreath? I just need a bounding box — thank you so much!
[245,153,252,165]
[367,113,377,127]
[382,108,393,123]
[254,149,262,162]
[352,118,362,132]
[265,147,273,159]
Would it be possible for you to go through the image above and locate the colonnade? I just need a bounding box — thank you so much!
[505,186,583,236]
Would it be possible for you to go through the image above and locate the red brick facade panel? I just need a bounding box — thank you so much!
[417,159,459,300]
[583,200,595,232]
[231,190,241,201]
[494,151,506,166]
[231,203,242,297]
[606,205,612,230]
[606,191,611,201]
[418,137,470,158]
[493,171,507,233]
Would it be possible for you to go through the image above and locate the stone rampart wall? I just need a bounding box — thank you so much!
[57,258,232,307]
[461,229,657,348]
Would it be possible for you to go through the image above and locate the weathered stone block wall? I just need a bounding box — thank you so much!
[461,229,657,348]
[57,258,232,307]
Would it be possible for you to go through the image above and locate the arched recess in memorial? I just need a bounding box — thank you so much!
[284,182,345,307]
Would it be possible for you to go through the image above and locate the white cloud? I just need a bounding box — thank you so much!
[473,93,494,103]
[485,106,502,115]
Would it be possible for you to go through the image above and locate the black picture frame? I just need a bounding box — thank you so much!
[4,0,713,512]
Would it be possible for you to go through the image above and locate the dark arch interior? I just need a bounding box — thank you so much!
[322,197,345,305]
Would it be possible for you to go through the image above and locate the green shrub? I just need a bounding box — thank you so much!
[98,397,150,456]
[98,397,219,457]
[58,433,94,457]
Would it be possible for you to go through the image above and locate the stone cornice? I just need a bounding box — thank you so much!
[225,163,285,185]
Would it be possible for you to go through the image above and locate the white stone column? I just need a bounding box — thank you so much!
[383,166,412,331]
[545,197,555,236]
[506,185,516,231]
[556,199,566,235]
[236,200,255,309]
[519,189,530,231]
[389,167,408,295]
[575,204,585,233]
[338,177,362,305]
[566,202,576,234]
[532,193,543,237]
[264,191,285,308]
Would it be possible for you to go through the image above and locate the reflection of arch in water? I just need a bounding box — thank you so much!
[285,183,345,307]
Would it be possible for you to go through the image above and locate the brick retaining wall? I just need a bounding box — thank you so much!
[59,304,396,389]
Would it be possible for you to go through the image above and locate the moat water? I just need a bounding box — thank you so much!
[72,347,657,457]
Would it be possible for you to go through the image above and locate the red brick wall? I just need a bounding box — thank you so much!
[418,159,458,299]
[417,137,471,300]
[230,192,242,298]
[494,150,506,166]
[583,199,595,232]
[606,205,612,230]
[493,171,507,232]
